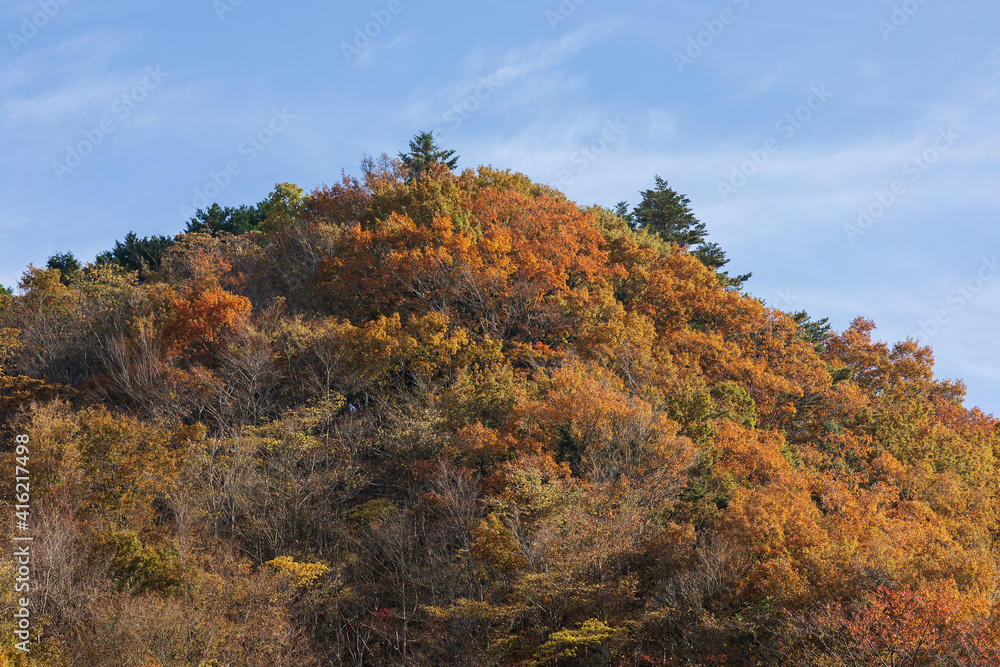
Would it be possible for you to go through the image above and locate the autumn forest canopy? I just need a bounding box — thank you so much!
[1,133,999,666]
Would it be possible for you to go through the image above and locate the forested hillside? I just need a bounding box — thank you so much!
[1,141,999,666]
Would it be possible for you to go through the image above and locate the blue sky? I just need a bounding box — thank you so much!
[2,0,999,414]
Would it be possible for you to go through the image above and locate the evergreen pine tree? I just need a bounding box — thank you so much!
[627,176,750,288]
[399,131,458,181]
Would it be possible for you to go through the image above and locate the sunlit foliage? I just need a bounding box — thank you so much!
[0,151,997,666]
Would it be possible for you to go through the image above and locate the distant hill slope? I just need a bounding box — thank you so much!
[1,155,997,666]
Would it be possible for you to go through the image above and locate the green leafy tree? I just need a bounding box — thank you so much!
[185,183,303,236]
[96,232,175,275]
[185,202,265,236]
[259,182,305,234]
[46,251,81,284]
[399,131,458,181]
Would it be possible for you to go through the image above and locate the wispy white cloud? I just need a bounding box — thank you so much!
[1,30,128,85]
[2,78,127,126]
[400,21,620,129]
[0,31,132,126]
[645,109,676,140]
[739,59,797,98]
[488,20,619,83]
